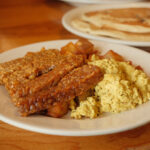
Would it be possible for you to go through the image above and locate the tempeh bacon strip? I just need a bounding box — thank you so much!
[18,65,102,116]
[11,55,85,99]
[0,49,66,95]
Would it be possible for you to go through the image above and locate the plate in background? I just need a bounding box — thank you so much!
[62,3,150,47]
[60,0,143,6]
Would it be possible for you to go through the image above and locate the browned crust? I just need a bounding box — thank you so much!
[18,65,102,116]
[10,55,85,99]
[85,8,150,27]
[0,49,63,87]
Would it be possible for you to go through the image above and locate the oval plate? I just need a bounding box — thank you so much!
[60,0,142,6]
[62,3,150,47]
[0,40,150,136]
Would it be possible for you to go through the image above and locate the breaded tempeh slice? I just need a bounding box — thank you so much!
[0,49,64,86]
[18,64,102,116]
[47,64,102,118]
[12,55,84,99]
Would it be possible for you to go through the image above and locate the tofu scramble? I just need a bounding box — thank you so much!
[70,55,150,119]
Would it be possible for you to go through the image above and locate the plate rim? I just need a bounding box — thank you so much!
[62,2,150,47]
[0,39,150,136]
[0,114,149,136]
[60,0,142,4]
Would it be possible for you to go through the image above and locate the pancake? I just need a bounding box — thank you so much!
[71,19,150,41]
[82,8,150,33]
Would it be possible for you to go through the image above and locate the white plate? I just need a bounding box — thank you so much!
[60,0,142,6]
[62,3,150,47]
[0,40,150,136]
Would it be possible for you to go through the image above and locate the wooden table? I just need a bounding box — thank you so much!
[0,0,150,150]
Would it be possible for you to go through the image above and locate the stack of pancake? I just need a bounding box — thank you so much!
[71,8,150,41]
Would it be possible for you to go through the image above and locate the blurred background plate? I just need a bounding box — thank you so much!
[62,3,150,47]
[60,0,144,6]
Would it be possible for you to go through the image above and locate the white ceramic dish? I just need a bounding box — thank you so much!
[62,3,150,47]
[60,0,143,6]
[0,40,150,136]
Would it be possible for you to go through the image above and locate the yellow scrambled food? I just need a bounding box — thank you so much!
[70,56,150,119]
